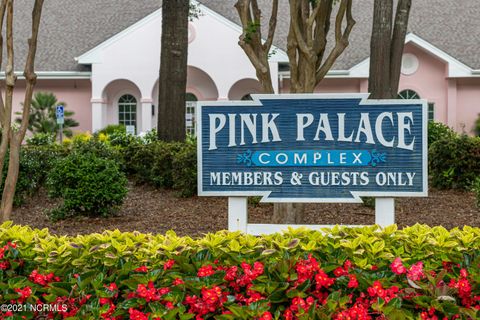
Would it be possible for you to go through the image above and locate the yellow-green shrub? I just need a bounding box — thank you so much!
[1,224,479,319]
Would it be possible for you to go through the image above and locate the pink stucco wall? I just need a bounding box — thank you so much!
[280,78,362,93]
[457,78,480,134]
[278,43,480,135]
[399,44,448,125]
[12,79,92,133]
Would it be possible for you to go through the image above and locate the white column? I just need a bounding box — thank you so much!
[228,197,248,232]
[91,98,107,133]
[269,61,279,94]
[375,198,395,227]
[140,98,153,133]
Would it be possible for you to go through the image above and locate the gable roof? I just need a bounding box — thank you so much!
[10,0,480,73]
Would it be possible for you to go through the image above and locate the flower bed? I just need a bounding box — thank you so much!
[0,222,479,319]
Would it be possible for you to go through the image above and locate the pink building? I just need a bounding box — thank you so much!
[9,0,480,135]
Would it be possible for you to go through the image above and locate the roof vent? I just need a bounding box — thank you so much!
[401,53,419,75]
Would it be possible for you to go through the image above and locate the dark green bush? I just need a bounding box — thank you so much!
[172,141,197,197]
[473,178,480,209]
[46,152,128,220]
[429,135,480,189]
[474,114,480,136]
[428,121,456,146]
[70,139,125,170]
[140,128,159,144]
[127,141,183,188]
[95,124,126,136]
[108,131,139,148]
[1,146,66,206]
[26,132,56,146]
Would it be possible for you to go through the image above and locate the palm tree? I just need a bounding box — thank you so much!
[16,92,79,138]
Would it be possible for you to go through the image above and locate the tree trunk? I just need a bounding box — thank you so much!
[0,136,19,220]
[235,0,354,224]
[389,0,411,95]
[157,0,189,142]
[369,0,393,99]
[0,0,44,222]
[369,0,411,99]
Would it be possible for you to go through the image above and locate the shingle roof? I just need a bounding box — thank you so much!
[11,0,480,72]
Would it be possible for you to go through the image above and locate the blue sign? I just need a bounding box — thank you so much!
[197,94,428,202]
[56,105,64,124]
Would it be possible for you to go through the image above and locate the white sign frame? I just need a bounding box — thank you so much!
[197,93,428,235]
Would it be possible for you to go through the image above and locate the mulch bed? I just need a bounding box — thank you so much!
[11,183,479,237]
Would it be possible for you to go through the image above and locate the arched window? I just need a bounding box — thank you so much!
[185,93,198,136]
[241,94,253,101]
[118,94,137,131]
[397,89,435,121]
[397,89,420,100]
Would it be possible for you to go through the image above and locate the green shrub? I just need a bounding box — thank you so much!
[127,141,183,188]
[473,177,480,209]
[172,141,197,197]
[70,138,125,170]
[429,135,480,189]
[95,124,126,136]
[428,121,456,146]
[140,128,159,144]
[46,152,128,220]
[26,132,56,146]
[108,130,139,148]
[0,223,479,319]
[1,146,66,206]
[474,114,480,136]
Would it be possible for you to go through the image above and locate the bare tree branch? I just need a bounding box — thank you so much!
[235,0,275,93]
[17,0,43,139]
[1,0,45,220]
[315,0,355,83]
[0,0,8,122]
[389,0,411,96]
[289,0,310,56]
[262,0,278,53]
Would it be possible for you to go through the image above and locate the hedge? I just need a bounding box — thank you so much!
[429,135,480,190]
[0,222,479,319]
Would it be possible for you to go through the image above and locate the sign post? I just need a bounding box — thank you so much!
[197,94,427,234]
[56,105,64,144]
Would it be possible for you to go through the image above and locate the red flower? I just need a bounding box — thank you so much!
[259,311,273,320]
[224,266,238,281]
[28,270,59,286]
[164,259,175,270]
[136,281,160,302]
[105,283,118,292]
[158,287,170,296]
[460,268,468,278]
[198,265,215,277]
[295,254,320,284]
[347,274,359,288]
[135,265,148,273]
[334,267,347,277]
[14,287,32,303]
[129,308,149,320]
[390,257,407,275]
[315,269,335,289]
[173,278,184,285]
[407,261,425,281]
[343,260,352,270]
